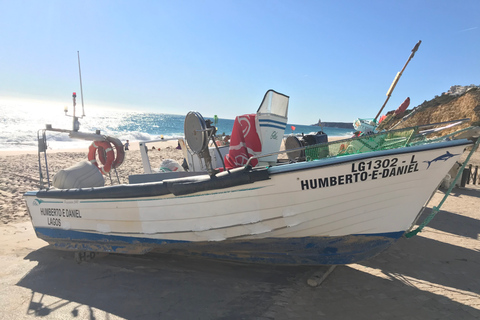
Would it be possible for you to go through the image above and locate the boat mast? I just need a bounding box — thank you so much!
[374,40,421,122]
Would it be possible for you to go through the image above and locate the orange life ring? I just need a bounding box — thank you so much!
[98,137,125,169]
[88,141,115,174]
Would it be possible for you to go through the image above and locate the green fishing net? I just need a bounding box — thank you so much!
[305,128,418,161]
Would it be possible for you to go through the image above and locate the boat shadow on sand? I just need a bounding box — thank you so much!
[423,186,480,239]
[17,189,480,320]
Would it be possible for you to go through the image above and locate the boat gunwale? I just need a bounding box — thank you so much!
[24,139,472,200]
[268,138,472,175]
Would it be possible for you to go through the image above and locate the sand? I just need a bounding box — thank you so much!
[0,140,479,319]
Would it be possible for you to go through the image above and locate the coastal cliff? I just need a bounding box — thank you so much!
[383,85,480,135]
[312,85,480,132]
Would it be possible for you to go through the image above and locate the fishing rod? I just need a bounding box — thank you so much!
[374,40,422,122]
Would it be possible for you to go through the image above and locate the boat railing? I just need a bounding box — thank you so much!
[138,137,184,174]
[244,119,473,168]
[244,133,402,168]
[245,146,307,168]
[36,125,110,189]
[245,127,417,167]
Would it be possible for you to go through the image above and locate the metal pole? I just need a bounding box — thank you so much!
[467,164,472,184]
[72,92,77,131]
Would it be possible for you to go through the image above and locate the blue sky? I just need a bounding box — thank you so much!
[1,0,479,124]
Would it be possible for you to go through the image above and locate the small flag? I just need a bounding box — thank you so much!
[291,126,296,131]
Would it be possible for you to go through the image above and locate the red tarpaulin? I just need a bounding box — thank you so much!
[224,114,261,170]
[395,97,410,115]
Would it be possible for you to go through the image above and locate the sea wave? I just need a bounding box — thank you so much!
[0,103,353,151]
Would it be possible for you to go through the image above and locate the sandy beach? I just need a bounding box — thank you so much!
[1,140,479,319]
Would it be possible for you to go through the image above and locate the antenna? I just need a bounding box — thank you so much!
[63,52,86,131]
[77,51,85,117]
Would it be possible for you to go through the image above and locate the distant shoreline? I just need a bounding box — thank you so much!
[312,122,354,129]
[0,135,349,156]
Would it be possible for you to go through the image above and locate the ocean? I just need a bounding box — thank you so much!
[0,103,353,151]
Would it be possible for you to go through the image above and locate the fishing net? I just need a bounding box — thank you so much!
[305,128,418,161]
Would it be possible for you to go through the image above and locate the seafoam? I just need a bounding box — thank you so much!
[0,101,353,151]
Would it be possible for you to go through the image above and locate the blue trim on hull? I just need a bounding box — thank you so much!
[34,227,404,265]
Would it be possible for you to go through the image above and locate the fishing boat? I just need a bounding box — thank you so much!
[24,89,479,265]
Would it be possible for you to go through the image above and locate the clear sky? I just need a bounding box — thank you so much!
[1,0,479,124]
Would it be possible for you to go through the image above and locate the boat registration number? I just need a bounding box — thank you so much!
[300,155,419,190]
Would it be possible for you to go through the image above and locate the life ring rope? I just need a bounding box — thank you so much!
[98,137,125,169]
[88,140,116,175]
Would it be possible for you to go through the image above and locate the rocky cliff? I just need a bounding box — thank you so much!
[311,85,480,134]
[382,86,480,136]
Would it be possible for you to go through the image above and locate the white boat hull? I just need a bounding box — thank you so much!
[24,140,470,265]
